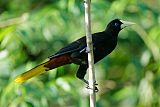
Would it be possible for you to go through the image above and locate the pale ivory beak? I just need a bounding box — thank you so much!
[120,20,136,29]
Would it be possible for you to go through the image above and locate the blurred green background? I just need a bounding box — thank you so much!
[0,0,160,107]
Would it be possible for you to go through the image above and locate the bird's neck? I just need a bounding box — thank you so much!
[105,29,119,37]
[105,28,119,37]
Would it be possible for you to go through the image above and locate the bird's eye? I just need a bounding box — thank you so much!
[114,23,119,26]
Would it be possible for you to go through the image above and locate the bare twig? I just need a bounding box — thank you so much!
[84,0,96,107]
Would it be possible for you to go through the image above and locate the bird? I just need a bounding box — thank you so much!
[15,19,135,84]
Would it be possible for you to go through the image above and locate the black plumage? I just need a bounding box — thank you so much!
[15,19,135,84]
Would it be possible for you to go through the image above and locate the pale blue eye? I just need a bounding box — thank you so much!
[114,23,119,26]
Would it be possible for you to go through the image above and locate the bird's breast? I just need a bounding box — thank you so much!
[93,38,117,63]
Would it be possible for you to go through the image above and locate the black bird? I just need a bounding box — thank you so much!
[15,19,135,84]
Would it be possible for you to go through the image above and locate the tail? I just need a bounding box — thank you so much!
[15,55,72,83]
[15,62,49,83]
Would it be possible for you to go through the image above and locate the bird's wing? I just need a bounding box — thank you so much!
[48,32,104,59]
[48,37,86,59]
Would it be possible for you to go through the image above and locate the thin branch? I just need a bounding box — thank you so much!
[84,0,96,107]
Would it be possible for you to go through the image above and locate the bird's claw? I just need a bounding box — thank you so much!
[81,79,99,92]
[85,81,99,92]
[94,81,98,86]
[86,85,99,92]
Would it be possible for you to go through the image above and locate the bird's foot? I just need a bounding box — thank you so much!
[86,85,99,93]
[82,79,99,92]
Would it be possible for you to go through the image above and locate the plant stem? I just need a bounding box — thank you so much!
[83,0,96,107]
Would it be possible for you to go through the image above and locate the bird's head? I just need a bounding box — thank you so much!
[105,19,135,35]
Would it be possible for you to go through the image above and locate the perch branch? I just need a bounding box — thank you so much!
[84,0,96,107]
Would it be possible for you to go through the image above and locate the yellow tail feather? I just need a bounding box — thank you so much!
[15,63,49,83]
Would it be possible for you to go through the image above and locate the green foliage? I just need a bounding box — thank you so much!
[0,0,160,107]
